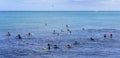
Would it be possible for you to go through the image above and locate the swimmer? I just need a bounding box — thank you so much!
[90,37,95,41]
[54,45,59,49]
[66,45,72,48]
[66,24,69,28]
[52,30,56,34]
[16,34,22,39]
[67,29,71,34]
[26,33,32,36]
[67,29,70,32]
[47,44,51,50]
[45,23,47,26]
[61,29,64,32]
[69,31,72,34]
[6,32,11,36]
[110,34,112,38]
[82,28,85,30]
[74,41,80,45]
[104,34,107,38]
[57,33,60,36]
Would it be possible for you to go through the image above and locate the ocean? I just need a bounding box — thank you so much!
[0,11,120,32]
[0,11,120,58]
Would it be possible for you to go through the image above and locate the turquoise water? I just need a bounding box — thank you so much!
[0,11,120,34]
[0,11,120,58]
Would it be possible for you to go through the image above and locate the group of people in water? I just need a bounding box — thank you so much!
[90,33,113,41]
[47,44,60,50]
[104,34,113,38]
[5,24,113,51]
[5,24,72,39]
[46,33,113,50]
[52,24,72,36]
[48,24,113,50]
[45,41,80,50]
[6,32,32,39]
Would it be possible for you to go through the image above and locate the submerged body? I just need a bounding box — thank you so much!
[16,34,22,39]
[6,32,11,36]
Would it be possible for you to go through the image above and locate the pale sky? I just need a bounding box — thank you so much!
[0,0,120,11]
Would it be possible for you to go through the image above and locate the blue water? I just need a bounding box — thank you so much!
[0,11,120,33]
[0,11,120,58]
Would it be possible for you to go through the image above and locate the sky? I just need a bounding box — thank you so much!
[0,0,120,11]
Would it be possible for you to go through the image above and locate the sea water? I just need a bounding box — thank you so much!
[0,11,120,58]
[0,11,120,33]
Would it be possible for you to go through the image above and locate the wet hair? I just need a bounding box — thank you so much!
[47,44,51,50]
[18,34,22,39]
[90,37,94,41]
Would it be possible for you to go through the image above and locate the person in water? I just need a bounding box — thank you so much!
[57,33,60,36]
[90,37,95,41]
[66,25,69,28]
[54,45,59,49]
[66,45,72,48]
[110,34,112,38]
[61,29,64,32]
[69,31,72,34]
[104,34,107,38]
[26,33,32,36]
[67,29,72,34]
[16,34,22,39]
[52,30,56,34]
[67,29,70,32]
[74,41,80,45]
[6,32,11,36]
[45,23,47,26]
[82,28,85,31]
[47,44,51,50]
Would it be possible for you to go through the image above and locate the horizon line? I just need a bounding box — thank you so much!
[0,10,120,12]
